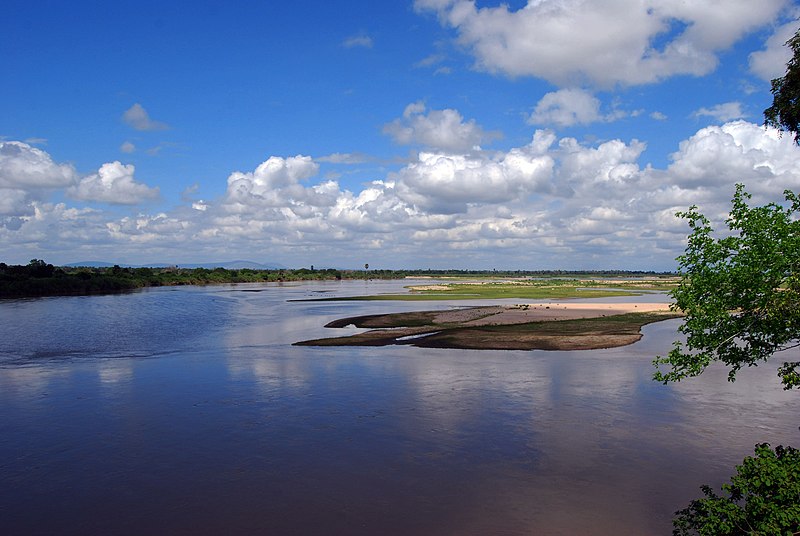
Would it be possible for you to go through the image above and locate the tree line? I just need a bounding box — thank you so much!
[0,259,675,298]
[0,260,351,297]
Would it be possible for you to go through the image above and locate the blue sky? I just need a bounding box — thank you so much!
[2,0,800,269]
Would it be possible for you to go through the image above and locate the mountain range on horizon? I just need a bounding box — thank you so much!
[64,260,286,270]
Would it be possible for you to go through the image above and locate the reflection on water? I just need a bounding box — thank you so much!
[1,281,798,535]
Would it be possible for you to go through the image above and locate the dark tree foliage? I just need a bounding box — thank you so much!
[26,258,56,278]
[673,444,800,536]
[654,185,800,389]
[765,30,800,144]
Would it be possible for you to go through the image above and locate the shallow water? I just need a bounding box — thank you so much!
[1,280,798,535]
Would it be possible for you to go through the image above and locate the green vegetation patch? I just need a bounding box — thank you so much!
[307,280,667,302]
[481,312,680,335]
[413,312,682,350]
[413,282,637,300]
[325,311,440,328]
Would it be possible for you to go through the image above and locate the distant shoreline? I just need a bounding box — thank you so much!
[0,261,677,299]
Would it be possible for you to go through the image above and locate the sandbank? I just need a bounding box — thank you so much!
[295,302,680,351]
[433,302,671,325]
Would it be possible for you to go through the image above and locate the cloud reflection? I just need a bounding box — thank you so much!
[97,359,134,385]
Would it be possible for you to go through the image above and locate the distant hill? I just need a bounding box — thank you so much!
[65,261,117,268]
[65,260,286,269]
[177,260,286,270]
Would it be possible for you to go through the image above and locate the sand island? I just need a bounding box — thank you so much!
[295,301,681,351]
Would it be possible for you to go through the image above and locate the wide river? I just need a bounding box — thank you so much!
[1,279,798,535]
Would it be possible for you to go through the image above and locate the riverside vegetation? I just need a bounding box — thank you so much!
[0,259,351,297]
[662,28,800,535]
[0,259,674,299]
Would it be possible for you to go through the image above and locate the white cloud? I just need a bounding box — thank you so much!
[528,88,624,127]
[650,111,668,121]
[122,103,169,131]
[4,120,800,270]
[226,156,319,196]
[668,120,800,189]
[68,162,160,204]
[342,34,373,49]
[0,201,108,253]
[749,18,798,81]
[393,134,555,213]
[383,102,500,152]
[0,141,77,219]
[317,152,370,164]
[415,53,446,68]
[415,0,787,87]
[0,141,77,189]
[223,155,328,214]
[693,102,746,122]
[120,141,136,154]
[558,136,646,186]
[0,189,32,217]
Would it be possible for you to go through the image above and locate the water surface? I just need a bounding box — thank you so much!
[1,280,798,535]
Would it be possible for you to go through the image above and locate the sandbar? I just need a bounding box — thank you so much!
[295,302,680,351]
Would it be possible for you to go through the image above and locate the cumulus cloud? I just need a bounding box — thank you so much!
[414,0,786,87]
[122,103,169,131]
[120,141,136,153]
[0,141,77,189]
[557,135,645,186]
[0,142,159,233]
[529,89,602,127]
[527,88,629,127]
[68,162,160,204]
[224,155,325,211]
[0,200,109,253]
[393,132,556,213]
[668,120,800,189]
[692,102,746,122]
[227,155,319,193]
[5,119,800,269]
[0,141,78,218]
[383,102,500,152]
[749,18,798,81]
[0,187,27,210]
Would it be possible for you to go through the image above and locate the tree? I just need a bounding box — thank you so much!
[653,185,800,390]
[26,258,55,278]
[662,28,800,534]
[672,443,800,535]
[659,188,800,532]
[764,29,800,144]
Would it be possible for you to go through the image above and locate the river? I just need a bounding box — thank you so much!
[1,280,798,535]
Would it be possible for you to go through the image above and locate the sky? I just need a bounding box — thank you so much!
[2,0,800,270]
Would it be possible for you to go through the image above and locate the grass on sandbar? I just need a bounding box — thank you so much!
[303,281,649,302]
